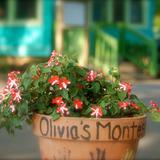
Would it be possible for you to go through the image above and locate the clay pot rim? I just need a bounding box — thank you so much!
[33,113,146,121]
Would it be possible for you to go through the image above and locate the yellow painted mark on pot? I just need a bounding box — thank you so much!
[121,149,135,160]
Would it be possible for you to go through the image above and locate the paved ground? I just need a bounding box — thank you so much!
[0,75,160,159]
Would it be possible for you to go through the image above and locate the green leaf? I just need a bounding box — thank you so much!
[107,85,116,94]
[45,107,53,114]
[17,102,28,116]
[99,100,106,109]
[110,104,120,116]
[54,66,62,74]
[150,111,160,122]
[77,67,86,76]
[118,91,127,101]
[30,65,37,76]
[23,79,31,90]
[61,90,69,100]
[91,82,100,93]
[81,107,91,116]
[41,67,51,73]
[70,87,78,97]
[51,112,60,121]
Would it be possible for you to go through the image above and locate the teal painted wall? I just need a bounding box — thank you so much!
[0,0,55,57]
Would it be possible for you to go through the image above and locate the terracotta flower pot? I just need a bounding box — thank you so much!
[32,113,146,160]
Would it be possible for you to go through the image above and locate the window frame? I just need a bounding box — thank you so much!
[0,0,42,26]
[91,0,147,28]
[127,0,147,27]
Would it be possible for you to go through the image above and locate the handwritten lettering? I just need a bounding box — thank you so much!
[40,117,49,136]
[90,148,106,160]
[70,126,79,140]
[80,124,91,140]
[39,117,145,141]
[112,125,121,140]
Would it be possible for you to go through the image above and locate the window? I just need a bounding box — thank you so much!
[16,0,37,19]
[63,1,86,26]
[0,0,7,19]
[113,0,125,22]
[92,0,107,22]
[130,0,143,23]
[91,0,145,26]
[0,0,41,24]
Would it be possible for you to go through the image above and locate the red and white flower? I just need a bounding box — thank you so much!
[118,101,130,110]
[52,96,64,106]
[8,100,16,113]
[48,75,59,85]
[10,104,16,113]
[7,71,20,89]
[73,99,83,110]
[7,77,18,89]
[150,100,158,109]
[119,82,132,97]
[11,89,22,103]
[157,109,160,113]
[47,50,62,67]
[91,106,103,118]
[58,77,71,90]
[130,102,140,110]
[86,70,97,82]
[0,71,21,105]
[56,103,69,116]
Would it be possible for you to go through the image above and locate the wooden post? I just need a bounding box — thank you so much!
[78,29,89,66]
[55,0,63,53]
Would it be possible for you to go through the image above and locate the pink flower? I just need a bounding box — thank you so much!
[10,104,16,113]
[157,109,160,113]
[86,70,97,82]
[130,102,140,110]
[56,103,69,116]
[51,50,58,57]
[7,71,20,89]
[9,100,16,113]
[11,89,22,103]
[8,71,20,78]
[54,60,60,66]
[91,106,103,118]
[48,75,59,85]
[150,100,158,109]
[51,96,64,106]
[119,82,132,97]
[47,50,61,67]
[3,86,10,95]
[7,78,18,89]
[58,77,71,90]
[73,99,83,109]
[118,101,130,110]
[47,57,54,67]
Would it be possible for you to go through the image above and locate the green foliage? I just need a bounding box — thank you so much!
[150,111,160,122]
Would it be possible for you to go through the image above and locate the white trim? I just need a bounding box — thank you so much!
[0,0,42,26]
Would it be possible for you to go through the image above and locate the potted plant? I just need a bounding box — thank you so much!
[0,51,160,160]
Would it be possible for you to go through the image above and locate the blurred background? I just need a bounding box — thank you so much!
[0,0,160,159]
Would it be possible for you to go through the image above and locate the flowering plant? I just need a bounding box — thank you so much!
[0,51,160,133]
